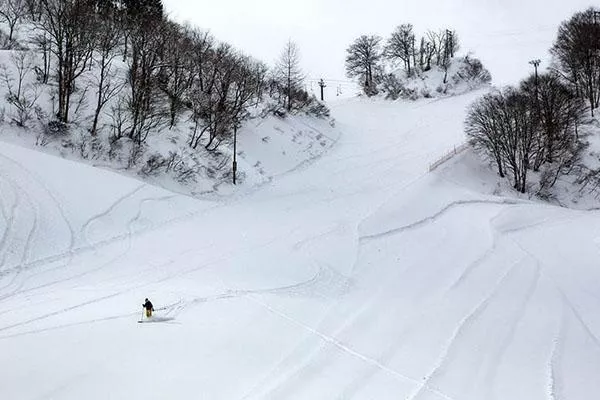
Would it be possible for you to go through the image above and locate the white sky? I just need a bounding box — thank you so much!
[162,0,594,87]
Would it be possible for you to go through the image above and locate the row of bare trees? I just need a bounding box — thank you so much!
[1,0,321,158]
[345,26,460,95]
[466,8,600,194]
[467,76,585,193]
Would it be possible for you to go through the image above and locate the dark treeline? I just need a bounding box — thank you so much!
[0,0,325,160]
[467,7,599,194]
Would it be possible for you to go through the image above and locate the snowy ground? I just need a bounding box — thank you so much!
[2,89,600,400]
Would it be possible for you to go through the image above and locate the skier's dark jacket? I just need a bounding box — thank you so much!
[143,300,154,311]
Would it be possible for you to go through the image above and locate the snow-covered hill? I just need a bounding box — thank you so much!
[0,18,338,198]
[380,55,492,101]
[2,88,600,400]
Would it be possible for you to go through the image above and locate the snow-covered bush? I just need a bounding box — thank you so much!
[1,51,40,127]
[44,120,68,137]
[381,74,405,100]
[299,95,330,118]
[452,55,492,87]
[380,56,491,101]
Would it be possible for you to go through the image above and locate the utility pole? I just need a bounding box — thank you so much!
[529,59,541,100]
[318,79,326,101]
[232,123,238,185]
[529,59,541,87]
[529,59,542,147]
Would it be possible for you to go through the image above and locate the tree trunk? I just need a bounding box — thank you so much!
[91,60,107,136]
[495,154,505,178]
[8,22,15,42]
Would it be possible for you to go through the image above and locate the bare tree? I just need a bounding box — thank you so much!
[189,43,235,150]
[251,60,268,105]
[90,5,124,136]
[445,29,460,59]
[36,0,96,123]
[550,7,600,116]
[204,54,259,150]
[1,51,40,126]
[275,40,304,112]
[186,39,263,152]
[122,0,163,22]
[345,35,382,96]
[440,29,460,83]
[125,19,167,144]
[385,24,416,76]
[466,90,507,178]
[426,30,445,67]
[0,0,26,43]
[467,88,538,193]
[120,0,163,60]
[31,31,51,83]
[188,43,232,150]
[520,72,585,169]
[158,21,194,128]
[23,0,42,21]
[185,26,213,93]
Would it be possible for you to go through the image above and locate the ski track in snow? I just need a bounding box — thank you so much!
[482,265,541,400]
[239,172,583,399]
[0,188,221,306]
[0,175,40,298]
[405,257,525,400]
[0,261,333,339]
[348,205,517,398]
[0,299,186,339]
[247,295,458,400]
[0,152,75,302]
[0,290,128,333]
[548,302,566,400]
[1,181,21,260]
[335,226,500,398]
[0,220,315,336]
[241,201,503,399]
[0,192,38,297]
[239,270,393,400]
[510,238,600,353]
[0,147,236,306]
[359,199,523,242]
[80,183,147,245]
[0,178,18,272]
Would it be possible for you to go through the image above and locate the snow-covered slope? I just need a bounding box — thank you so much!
[2,89,600,400]
[0,32,338,198]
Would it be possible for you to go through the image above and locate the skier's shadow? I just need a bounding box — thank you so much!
[139,317,179,324]
[152,317,176,322]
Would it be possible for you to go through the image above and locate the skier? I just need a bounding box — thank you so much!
[142,298,154,318]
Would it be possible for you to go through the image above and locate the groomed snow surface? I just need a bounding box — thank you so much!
[2,90,600,400]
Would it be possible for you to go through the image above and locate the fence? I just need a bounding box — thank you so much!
[428,142,469,172]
